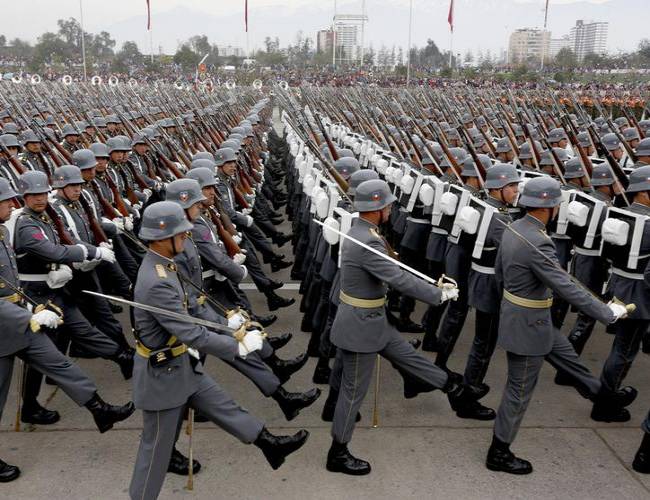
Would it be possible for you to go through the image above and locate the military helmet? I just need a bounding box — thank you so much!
[333,157,360,180]
[106,137,129,154]
[614,117,629,128]
[485,163,520,189]
[0,178,17,202]
[52,165,84,188]
[190,158,216,171]
[72,149,98,170]
[0,133,21,149]
[602,133,621,151]
[61,124,79,137]
[90,142,109,158]
[354,179,397,212]
[220,139,240,152]
[563,157,586,179]
[229,133,245,142]
[215,147,237,165]
[590,164,615,187]
[18,170,50,195]
[576,131,591,148]
[495,138,512,154]
[76,120,89,131]
[440,147,467,168]
[623,127,640,142]
[626,165,650,194]
[193,151,215,162]
[230,126,246,136]
[2,123,19,135]
[166,178,206,209]
[186,167,218,188]
[139,201,194,241]
[639,120,650,135]
[636,138,650,157]
[20,130,40,145]
[338,148,355,158]
[131,133,146,147]
[117,135,132,151]
[348,169,379,196]
[547,128,568,143]
[594,116,606,126]
[93,117,107,128]
[461,154,491,178]
[518,176,563,208]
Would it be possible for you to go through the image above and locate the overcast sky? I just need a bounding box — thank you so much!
[1,0,644,57]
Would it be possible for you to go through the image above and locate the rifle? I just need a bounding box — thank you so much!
[45,204,75,245]
[77,195,109,245]
[587,125,630,206]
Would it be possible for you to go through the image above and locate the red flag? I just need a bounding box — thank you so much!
[447,0,454,32]
[146,0,151,30]
[245,0,248,32]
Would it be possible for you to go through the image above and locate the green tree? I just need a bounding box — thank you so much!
[31,32,68,71]
[112,41,142,72]
[553,47,577,69]
[173,43,200,71]
[0,35,6,47]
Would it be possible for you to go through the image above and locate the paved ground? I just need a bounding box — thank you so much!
[1,118,649,499]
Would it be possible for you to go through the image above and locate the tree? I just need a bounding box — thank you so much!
[112,41,142,72]
[173,43,200,71]
[57,18,83,52]
[88,31,116,61]
[189,35,211,57]
[553,47,577,69]
[31,32,68,70]
[0,35,6,47]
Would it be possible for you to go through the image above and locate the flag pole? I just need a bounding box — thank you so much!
[79,0,87,82]
[406,0,413,86]
[447,0,454,71]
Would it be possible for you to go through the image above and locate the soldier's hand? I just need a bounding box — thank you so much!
[232,252,247,265]
[96,246,116,264]
[608,302,628,322]
[46,265,73,289]
[238,329,264,358]
[233,232,242,244]
[441,286,459,303]
[32,309,62,330]
[227,312,246,330]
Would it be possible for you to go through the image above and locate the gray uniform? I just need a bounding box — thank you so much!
[129,250,264,500]
[493,214,614,444]
[330,218,448,444]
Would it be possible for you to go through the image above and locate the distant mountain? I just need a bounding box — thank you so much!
[100,0,647,57]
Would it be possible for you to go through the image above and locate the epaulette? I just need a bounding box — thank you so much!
[155,264,167,278]
[369,227,381,239]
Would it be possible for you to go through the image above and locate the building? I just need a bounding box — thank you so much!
[549,35,571,59]
[508,28,550,65]
[334,22,359,63]
[218,45,245,58]
[316,29,334,54]
[569,20,608,61]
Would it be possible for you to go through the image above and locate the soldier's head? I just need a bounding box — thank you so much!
[0,133,20,157]
[348,169,379,198]
[166,178,206,222]
[18,171,50,213]
[215,148,237,177]
[563,157,589,189]
[53,165,85,202]
[0,178,18,222]
[90,143,109,172]
[73,149,98,182]
[590,164,620,199]
[636,138,650,165]
[186,167,218,208]
[131,133,148,156]
[485,163,520,206]
[602,133,623,161]
[21,130,41,153]
[61,124,79,145]
[518,176,563,224]
[354,179,397,225]
[626,165,650,207]
[139,201,193,257]
[547,128,568,149]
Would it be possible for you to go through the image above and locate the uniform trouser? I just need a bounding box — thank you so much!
[422,261,447,340]
[243,224,276,261]
[398,247,427,319]
[435,286,470,369]
[240,236,272,291]
[331,337,449,444]
[254,212,281,240]
[98,240,134,296]
[221,353,280,396]
[23,292,121,408]
[128,374,264,500]
[642,410,650,434]
[463,309,500,387]
[599,318,648,394]
[494,329,601,444]
[0,332,97,421]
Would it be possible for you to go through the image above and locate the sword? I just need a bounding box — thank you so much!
[81,290,238,336]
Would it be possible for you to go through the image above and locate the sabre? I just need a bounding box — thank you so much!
[312,219,440,286]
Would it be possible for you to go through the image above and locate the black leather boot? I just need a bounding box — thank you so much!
[312,357,331,384]
[591,386,637,422]
[0,459,20,483]
[21,401,60,425]
[266,291,296,311]
[85,392,135,433]
[485,435,532,475]
[321,389,361,422]
[254,427,309,470]
[266,352,309,383]
[272,233,293,247]
[455,400,496,421]
[396,316,424,333]
[633,432,650,474]
[267,333,292,351]
[251,314,277,328]
[272,386,321,421]
[270,256,293,272]
[112,348,134,380]
[267,279,284,290]
[326,440,371,475]
[444,374,484,418]
[168,447,201,476]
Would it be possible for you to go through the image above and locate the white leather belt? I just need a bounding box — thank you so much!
[406,217,430,224]
[551,234,571,240]
[611,267,644,280]
[201,269,225,281]
[430,227,448,235]
[574,247,600,257]
[471,263,495,275]
[19,274,48,282]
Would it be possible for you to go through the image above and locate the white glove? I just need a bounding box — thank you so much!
[143,188,153,200]
[608,302,628,322]
[32,309,61,329]
[244,215,254,227]
[124,215,134,231]
[242,207,252,216]
[440,287,459,302]
[72,260,100,272]
[239,265,248,280]
[233,233,242,244]
[46,265,73,289]
[111,217,125,231]
[96,246,116,264]
[237,329,264,358]
[232,252,247,265]
[227,312,246,330]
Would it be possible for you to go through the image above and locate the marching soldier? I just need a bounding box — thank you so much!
[19,131,55,178]
[129,201,309,500]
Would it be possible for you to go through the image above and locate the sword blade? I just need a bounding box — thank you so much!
[313,219,439,286]
[82,290,233,334]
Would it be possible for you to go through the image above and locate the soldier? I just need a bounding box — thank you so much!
[60,125,81,154]
[0,178,134,482]
[19,130,55,178]
[0,133,24,190]
[325,179,477,476]
[635,138,650,167]
[129,201,309,500]
[594,165,650,422]
[486,176,634,475]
